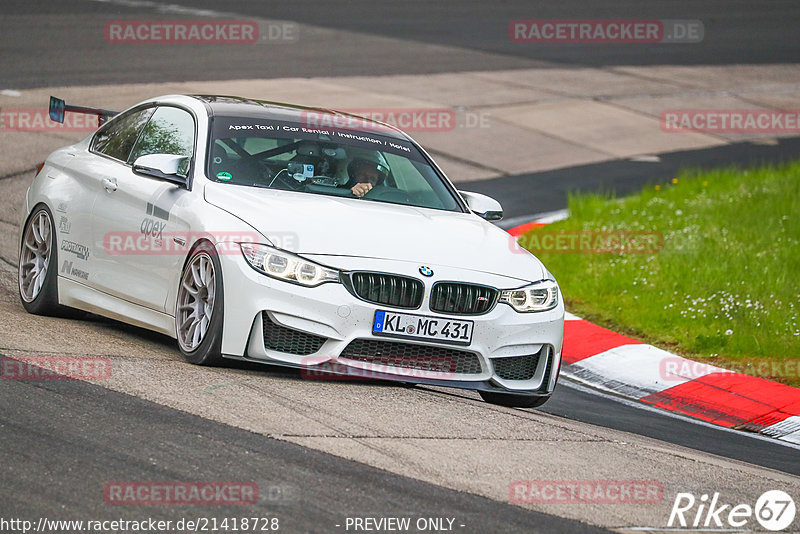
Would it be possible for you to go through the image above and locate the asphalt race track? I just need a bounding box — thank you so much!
[3,0,800,88]
[1,1,799,532]
[0,366,606,533]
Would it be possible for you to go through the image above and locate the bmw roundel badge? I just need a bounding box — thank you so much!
[419,266,434,277]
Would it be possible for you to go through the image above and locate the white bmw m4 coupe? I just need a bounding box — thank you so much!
[19,94,564,407]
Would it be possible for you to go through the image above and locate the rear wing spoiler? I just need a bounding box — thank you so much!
[48,96,119,126]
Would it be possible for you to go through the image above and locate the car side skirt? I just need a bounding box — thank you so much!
[58,277,175,337]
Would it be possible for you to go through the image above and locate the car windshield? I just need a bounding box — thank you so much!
[207,115,463,212]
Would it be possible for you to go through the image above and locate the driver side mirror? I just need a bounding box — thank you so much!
[132,154,189,186]
[459,191,503,221]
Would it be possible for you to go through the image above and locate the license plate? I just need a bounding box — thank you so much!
[373,310,473,345]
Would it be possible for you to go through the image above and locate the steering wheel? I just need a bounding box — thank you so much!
[362,185,413,204]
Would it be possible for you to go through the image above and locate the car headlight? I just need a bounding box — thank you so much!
[499,279,559,312]
[240,243,340,287]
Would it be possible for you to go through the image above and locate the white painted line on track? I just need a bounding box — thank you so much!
[89,0,234,18]
[497,209,570,230]
[532,208,570,224]
[761,415,800,444]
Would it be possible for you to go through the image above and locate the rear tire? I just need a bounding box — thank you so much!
[176,242,225,365]
[18,205,67,316]
[479,390,550,408]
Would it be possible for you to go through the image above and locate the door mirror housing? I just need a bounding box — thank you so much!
[132,154,189,186]
[459,191,503,221]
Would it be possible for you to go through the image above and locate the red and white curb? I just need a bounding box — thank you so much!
[560,314,800,444]
[506,216,800,444]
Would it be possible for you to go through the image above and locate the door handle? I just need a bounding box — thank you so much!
[102,177,118,192]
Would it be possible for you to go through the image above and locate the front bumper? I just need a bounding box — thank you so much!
[216,249,564,395]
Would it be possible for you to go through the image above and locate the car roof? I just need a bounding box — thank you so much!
[189,95,411,141]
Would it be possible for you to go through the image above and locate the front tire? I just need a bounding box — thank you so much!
[19,205,64,316]
[479,390,550,408]
[176,242,225,365]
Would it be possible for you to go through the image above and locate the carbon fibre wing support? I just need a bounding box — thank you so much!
[48,96,119,126]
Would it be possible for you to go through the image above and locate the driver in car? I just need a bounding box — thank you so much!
[346,156,391,197]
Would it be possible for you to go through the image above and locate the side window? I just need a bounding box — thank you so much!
[127,106,195,164]
[92,108,155,162]
[384,153,458,211]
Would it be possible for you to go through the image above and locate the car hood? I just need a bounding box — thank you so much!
[204,182,545,283]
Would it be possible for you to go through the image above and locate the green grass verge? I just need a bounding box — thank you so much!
[520,162,800,386]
